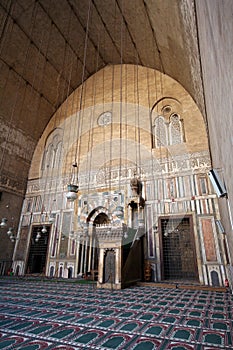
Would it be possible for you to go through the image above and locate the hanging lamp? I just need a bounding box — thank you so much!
[48,213,56,223]
[41,225,47,234]
[7,225,16,242]
[6,227,13,235]
[114,206,124,219]
[35,229,41,242]
[66,2,92,203]
[112,10,125,223]
[0,218,8,228]
[66,162,79,201]
[10,234,16,242]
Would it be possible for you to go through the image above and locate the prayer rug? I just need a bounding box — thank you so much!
[0,278,232,349]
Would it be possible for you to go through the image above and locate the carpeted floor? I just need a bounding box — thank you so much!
[0,278,232,349]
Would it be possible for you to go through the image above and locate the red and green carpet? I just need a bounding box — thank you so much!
[0,277,232,349]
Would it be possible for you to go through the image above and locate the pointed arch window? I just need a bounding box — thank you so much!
[54,141,62,168]
[46,144,55,168]
[169,113,184,145]
[154,116,168,147]
[153,113,185,148]
[41,129,63,171]
[41,144,54,170]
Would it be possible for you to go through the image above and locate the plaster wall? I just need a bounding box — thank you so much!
[29,64,208,181]
[0,191,23,274]
[196,0,233,262]
[12,64,230,286]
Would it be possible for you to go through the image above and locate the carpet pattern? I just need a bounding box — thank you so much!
[0,278,232,349]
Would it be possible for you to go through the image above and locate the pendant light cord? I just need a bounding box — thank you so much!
[74,0,92,169]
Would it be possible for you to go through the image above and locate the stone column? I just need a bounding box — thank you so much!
[83,237,88,274]
[88,234,93,272]
[98,248,105,283]
[80,242,84,275]
[115,247,121,284]
[76,241,80,275]
[128,205,133,227]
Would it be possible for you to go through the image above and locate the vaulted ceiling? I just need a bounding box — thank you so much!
[0,0,204,195]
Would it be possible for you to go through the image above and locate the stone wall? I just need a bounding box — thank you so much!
[196,0,233,264]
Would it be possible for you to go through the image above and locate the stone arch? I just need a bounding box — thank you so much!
[87,206,112,225]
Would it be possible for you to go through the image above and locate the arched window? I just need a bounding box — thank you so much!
[46,143,54,168]
[169,114,184,145]
[154,116,168,147]
[41,129,63,171]
[54,141,62,168]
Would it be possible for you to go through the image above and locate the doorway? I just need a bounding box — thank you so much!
[160,216,198,281]
[27,226,50,274]
[103,249,116,283]
[92,211,111,270]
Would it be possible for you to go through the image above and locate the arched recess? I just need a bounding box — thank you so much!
[29,64,208,181]
[87,206,112,225]
[84,207,112,273]
[14,64,228,288]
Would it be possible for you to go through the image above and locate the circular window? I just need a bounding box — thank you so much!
[161,105,172,114]
[98,111,112,126]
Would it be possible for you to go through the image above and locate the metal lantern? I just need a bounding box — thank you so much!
[49,213,56,223]
[66,190,78,201]
[114,206,124,219]
[7,227,13,236]
[0,218,8,228]
[66,162,79,201]
[41,225,47,234]
[9,233,15,242]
